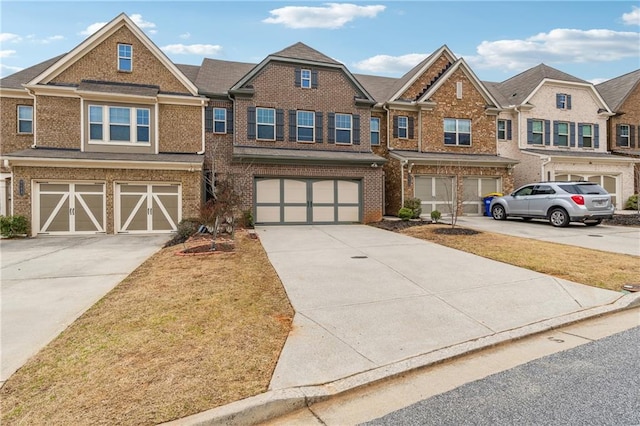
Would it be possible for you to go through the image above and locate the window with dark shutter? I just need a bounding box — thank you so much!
[506,120,512,140]
[247,107,256,140]
[294,68,301,87]
[544,120,551,145]
[289,110,297,141]
[631,125,636,148]
[353,114,360,145]
[594,124,599,148]
[392,116,399,138]
[226,107,234,134]
[569,122,575,147]
[311,70,318,89]
[408,116,414,139]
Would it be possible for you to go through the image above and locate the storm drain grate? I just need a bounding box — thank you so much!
[588,235,603,237]
[351,255,368,259]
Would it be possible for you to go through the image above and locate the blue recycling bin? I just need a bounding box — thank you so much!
[483,196,495,216]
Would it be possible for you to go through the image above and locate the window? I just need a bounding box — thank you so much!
[580,124,593,148]
[398,116,408,139]
[118,44,132,72]
[444,118,471,146]
[497,120,506,140]
[88,105,150,144]
[370,117,380,145]
[618,124,630,147]
[301,69,311,89]
[297,111,314,142]
[17,105,33,134]
[556,93,571,110]
[335,113,352,144]
[531,119,544,145]
[257,108,275,140]
[556,122,569,147]
[214,108,226,133]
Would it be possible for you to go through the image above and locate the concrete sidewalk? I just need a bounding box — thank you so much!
[167,225,639,426]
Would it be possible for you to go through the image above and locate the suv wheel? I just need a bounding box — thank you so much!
[549,208,569,227]
[491,204,507,220]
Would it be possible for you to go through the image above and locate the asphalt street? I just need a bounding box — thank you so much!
[364,326,640,426]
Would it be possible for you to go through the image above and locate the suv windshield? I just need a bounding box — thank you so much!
[558,183,608,195]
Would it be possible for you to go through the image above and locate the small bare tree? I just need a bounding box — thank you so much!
[199,178,241,251]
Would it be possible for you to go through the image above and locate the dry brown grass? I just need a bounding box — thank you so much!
[403,224,640,291]
[0,230,293,426]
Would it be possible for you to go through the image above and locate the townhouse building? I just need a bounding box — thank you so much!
[486,64,637,210]
[1,13,637,236]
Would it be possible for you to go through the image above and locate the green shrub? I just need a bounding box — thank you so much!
[398,207,413,221]
[403,197,422,219]
[242,209,254,228]
[625,194,638,210]
[430,210,442,223]
[0,215,29,238]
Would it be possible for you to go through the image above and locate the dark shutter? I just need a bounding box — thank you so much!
[553,121,559,146]
[578,123,584,148]
[616,124,622,146]
[294,68,301,87]
[315,112,323,143]
[544,120,551,145]
[353,114,360,145]
[205,107,213,133]
[226,107,234,134]
[328,113,335,144]
[569,122,575,147]
[311,70,318,89]
[408,116,414,139]
[527,119,534,144]
[276,109,284,141]
[289,110,297,142]
[247,106,256,140]
[594,124,599,148]
[393,116,399,138]
[631,125,636,148]
[567,95,572,110]
[556,94,562,109]
[507,120,512,140]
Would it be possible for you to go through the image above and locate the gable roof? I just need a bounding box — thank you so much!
[229,42,375,104]
[194,58,256,96]
[353,73,398,103]
[26,13,199,96]
[596,69,640,111]
[491,63,587,106]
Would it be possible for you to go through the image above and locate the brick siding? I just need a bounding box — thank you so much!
[0,97,34,173]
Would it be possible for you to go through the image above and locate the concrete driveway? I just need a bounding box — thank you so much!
[455,216,640,256]
[0,234,168,384]
[256,225,624,390]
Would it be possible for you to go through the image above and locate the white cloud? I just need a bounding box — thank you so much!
[161,43,222,56]
[263,3,386,29]
[622,6,640,25]
[26,34,64,44]
[0,63,23,78]
[130,14,157,35]
[353,53,428,74]
[466,28,640,71]
[0,49,17,58]
[179,32,191,40]
[588,77,609,85]
[0,33,22,43]
[79,21,107,36]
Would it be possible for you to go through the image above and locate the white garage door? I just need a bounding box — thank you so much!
[555,173,618,207]
[116,183,181,233]
[36,182,105,234]
[462,177,501,215]
[254,178,361,224]
[414,176,455,215]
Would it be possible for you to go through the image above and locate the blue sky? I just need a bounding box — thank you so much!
[1,1,639,84]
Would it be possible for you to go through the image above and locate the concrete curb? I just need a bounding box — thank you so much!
[164,292,640,426]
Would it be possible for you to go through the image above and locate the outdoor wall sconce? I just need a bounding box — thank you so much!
[18,179,25,196]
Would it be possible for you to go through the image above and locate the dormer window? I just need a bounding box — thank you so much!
[118,44,132,72]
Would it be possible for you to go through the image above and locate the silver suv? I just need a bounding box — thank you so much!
[489,182,614,227]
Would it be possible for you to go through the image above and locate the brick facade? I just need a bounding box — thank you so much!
[35,95,81,149]
[0,97,34,173]
[158,104,202,153]
[607,82,640,193]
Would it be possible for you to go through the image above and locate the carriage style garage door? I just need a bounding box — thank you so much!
[115,183,181,233]
[254,178,361,224]
[36,182,105,234]
[462,177,501,215]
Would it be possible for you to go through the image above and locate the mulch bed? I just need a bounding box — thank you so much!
[174,232,237,256]
[603,213,640,227]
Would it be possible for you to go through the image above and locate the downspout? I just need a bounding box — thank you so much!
[418,107,422,153]
[197,98,206,154]
[541,156,552,182]
[383,103,391,150]
[400,159,408,210]
[27,88,37,148]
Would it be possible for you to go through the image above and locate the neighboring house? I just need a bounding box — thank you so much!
[0,13,205,235]
[357,46,518,217]
[596,69,640,195]
[191,42,386,225]
[486,64,637,210]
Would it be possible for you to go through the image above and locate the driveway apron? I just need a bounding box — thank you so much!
[256,225,623,390]
[0,234,168,384]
